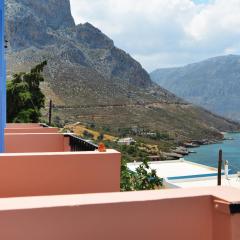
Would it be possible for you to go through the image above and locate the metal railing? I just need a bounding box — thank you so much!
[39,123,98,151]
[64,134,98,152]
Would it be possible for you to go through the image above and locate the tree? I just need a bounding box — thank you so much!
[121,158,163,191]
[7,61,47,123]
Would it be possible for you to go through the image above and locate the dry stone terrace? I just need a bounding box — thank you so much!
[0,124,240,240]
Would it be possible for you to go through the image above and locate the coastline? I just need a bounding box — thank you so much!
[183,132,240,172]
[164,133,235,161]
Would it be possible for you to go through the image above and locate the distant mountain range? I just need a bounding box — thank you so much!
[151,55,240,122]
[5,0,240,141]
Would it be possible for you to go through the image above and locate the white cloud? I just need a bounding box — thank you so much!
[70,0,240,71]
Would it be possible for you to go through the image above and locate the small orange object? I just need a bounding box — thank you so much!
[98,142,106,152]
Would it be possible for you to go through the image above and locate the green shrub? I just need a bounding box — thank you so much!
[121,158,163,191]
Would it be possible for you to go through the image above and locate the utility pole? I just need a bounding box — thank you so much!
[0,0,6,153]
[48,99,52,126]
[217,149,223,186]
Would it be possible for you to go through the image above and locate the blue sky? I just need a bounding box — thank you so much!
[70,0,240,71]
[192,0,210,4]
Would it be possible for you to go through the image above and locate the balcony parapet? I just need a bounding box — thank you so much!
[0,187,239,240]
[0,150,121,197]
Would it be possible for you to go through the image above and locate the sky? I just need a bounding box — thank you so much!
[69,0,240,72]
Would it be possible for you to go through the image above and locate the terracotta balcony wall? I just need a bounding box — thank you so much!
[6,123,44,128]
[5,123,59,134]
[4,124,98,153]
[0,150,121,197]
[5,133,70,153]
[0,187,239,240]
[1,124,121,196]
[5,128,59,133]
[1,124,240,239]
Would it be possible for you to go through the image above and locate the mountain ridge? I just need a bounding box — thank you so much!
[5,0,240,142]
[151,54,240,121]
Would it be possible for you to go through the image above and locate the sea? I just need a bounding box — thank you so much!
[185,132,240,173]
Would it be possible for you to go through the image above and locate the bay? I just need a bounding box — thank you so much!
[185,133,240,173]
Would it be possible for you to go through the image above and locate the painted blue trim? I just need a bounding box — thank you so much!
[0,0,5,153]
[167,170,232,181]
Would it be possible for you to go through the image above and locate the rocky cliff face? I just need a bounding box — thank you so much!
[5,0,154,89]
[6,0,75,50]
[5,0,240,140]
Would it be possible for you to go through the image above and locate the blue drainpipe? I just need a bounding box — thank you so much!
[0,0,5,153]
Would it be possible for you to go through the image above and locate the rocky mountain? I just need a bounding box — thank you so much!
[5,0,240,141]
[151,55,240,122]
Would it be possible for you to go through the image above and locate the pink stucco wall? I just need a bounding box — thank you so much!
[213,200,231,240]
[0,150,120,197]
[5,128,59,133]
[0,187,239,240]
[5,133,69,153]
[6,123,42,128]
[231,214,240,240]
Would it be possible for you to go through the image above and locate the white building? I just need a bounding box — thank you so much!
[127,159,240,189]
[118,137,136,146]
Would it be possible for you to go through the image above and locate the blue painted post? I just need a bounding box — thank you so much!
[0,0,5,153]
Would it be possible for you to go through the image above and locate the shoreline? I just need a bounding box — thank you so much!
[164,135,229,161]
[166,132,240,161]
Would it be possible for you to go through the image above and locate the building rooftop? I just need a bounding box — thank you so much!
[127,159,218,180]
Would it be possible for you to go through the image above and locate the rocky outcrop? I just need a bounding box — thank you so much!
[5,0,154,90]
[6,0,75,50]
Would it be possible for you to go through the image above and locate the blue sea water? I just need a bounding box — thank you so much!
[185,133,240,173]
